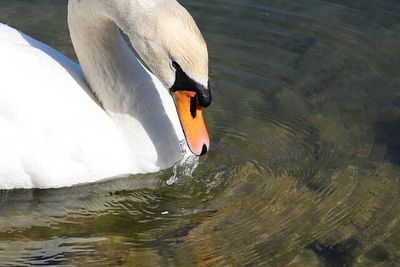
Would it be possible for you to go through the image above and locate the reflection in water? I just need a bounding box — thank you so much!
[1,0,400,266]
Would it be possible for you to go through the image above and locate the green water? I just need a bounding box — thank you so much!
[1,0,400,266]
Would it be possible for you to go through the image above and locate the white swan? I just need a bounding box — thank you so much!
[0,0,211,189]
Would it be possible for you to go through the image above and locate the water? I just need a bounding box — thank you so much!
[1,0,400,266]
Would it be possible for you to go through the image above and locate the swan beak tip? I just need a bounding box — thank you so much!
[200,144,208,156]
[190,136,210,156]
[172,91,210,156]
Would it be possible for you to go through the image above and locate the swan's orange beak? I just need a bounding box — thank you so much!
[172,91,210,156]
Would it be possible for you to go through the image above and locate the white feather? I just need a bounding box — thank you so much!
[0,15,186,189]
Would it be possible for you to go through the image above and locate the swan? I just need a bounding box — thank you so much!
[0,0,212,189]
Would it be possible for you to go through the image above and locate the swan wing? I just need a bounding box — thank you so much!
[0,23,133,189]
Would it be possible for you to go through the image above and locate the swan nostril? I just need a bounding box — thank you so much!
[200,144,208,156]
[190,96,197,118]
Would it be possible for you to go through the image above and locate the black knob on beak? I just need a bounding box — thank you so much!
[170,61,212,108]
[195,83,212,108]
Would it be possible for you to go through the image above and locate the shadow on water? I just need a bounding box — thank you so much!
[306,239,359,267]
[374,114,400,166]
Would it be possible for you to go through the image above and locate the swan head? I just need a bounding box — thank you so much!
[124,2,212,156]
[69,0,212,156]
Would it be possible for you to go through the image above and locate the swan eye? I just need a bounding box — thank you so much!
[172,61,182,71]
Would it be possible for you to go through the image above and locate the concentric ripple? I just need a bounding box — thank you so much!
[1,0,400,266]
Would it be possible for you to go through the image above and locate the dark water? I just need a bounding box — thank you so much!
[1,0,400,266]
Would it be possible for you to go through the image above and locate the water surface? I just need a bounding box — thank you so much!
[1,0,400,266]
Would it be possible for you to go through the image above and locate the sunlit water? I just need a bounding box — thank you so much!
[1,0,400,266]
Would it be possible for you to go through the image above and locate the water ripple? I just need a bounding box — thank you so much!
[0,0,400,265]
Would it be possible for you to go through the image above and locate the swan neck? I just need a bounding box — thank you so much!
[68,0,143,113]
[67,1,184,168]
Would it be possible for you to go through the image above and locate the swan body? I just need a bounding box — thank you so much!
[0,0,211,189]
